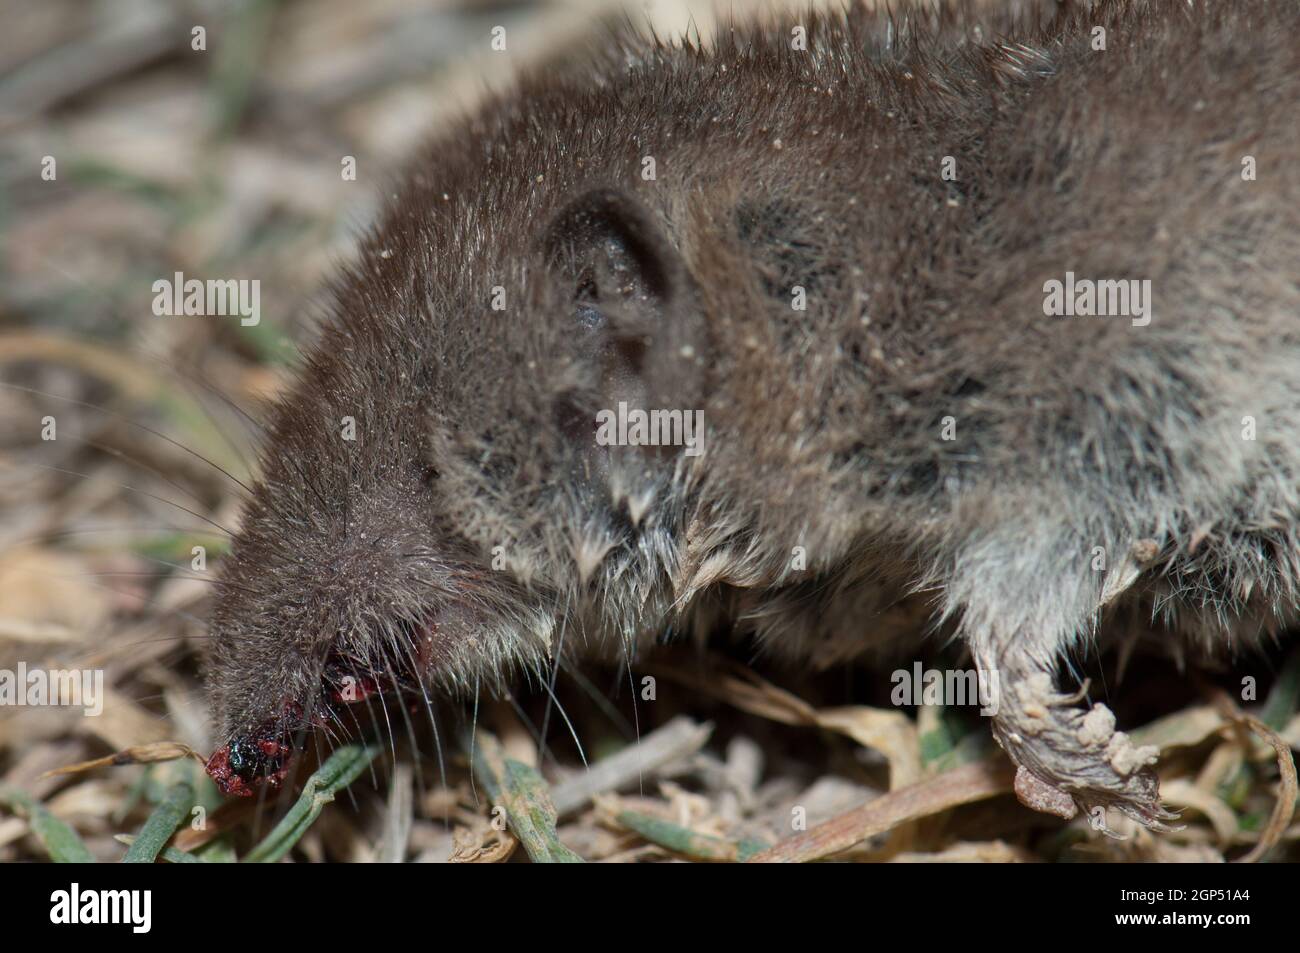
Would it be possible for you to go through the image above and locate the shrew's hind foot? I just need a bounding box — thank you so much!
[991,670,1181,833]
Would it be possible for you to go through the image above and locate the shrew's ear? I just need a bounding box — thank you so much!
[544,187,707,405]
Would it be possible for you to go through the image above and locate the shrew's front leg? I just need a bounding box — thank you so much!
[977,645,1177,832]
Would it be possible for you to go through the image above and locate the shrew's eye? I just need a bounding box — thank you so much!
[576,302,605,331]
[227,739,252,774]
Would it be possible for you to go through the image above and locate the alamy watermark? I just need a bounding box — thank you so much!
[1043,271,1152,327]
[595,401,704,457]
[50,884,151,933]
[890,662,1000,716]
[152,271,260,326]
[0,663,103,716]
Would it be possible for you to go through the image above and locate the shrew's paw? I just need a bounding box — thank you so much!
[992,672,1180,833]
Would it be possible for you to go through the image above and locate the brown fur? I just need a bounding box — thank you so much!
[206,0,1300,827]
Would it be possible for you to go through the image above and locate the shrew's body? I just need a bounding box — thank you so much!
[206,0,1300,828]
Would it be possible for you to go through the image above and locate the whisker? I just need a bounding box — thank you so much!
[1,380,255,495]
[538,680,587,770]
[561,657,635,739]
[155,353,264,461]
[28,561,261,599]
[502,688,547,757]
[390,626,449,805]
[29,462,235,537]
[380,641,428,808]
[468,673,480,805]
[624,638,643,797]
[536,619,566,766]
[6,525,232,547]
[79,569,216,582]
[284,453,331,519]
[0,567,208,630]
[354,662,391,792]
[70,434,222,513]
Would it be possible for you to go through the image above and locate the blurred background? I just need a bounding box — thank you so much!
[0,0,1295,863]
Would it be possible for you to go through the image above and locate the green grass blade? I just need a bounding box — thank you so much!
[197,838,238,863]
[465,730,584,863]
[0,787,95,862]
[616,811,769,862]
[116,835,207,863]
[243,744,379,863]
[159,846,204,863]
[1260,646,1300,731]
[123,781,195,863]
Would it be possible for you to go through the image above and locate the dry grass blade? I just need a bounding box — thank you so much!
[1159,780,1238,845]
[171,799,256,854]
[748,758,1015,863]
[39,741,207,780]
[447,821,518,863]
[1128,704,1226,752]
[1206,688,1298,863]
[653,659,921,788]
[549,715,713,817]
[0,331,161,401]
[377,763,414,863]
